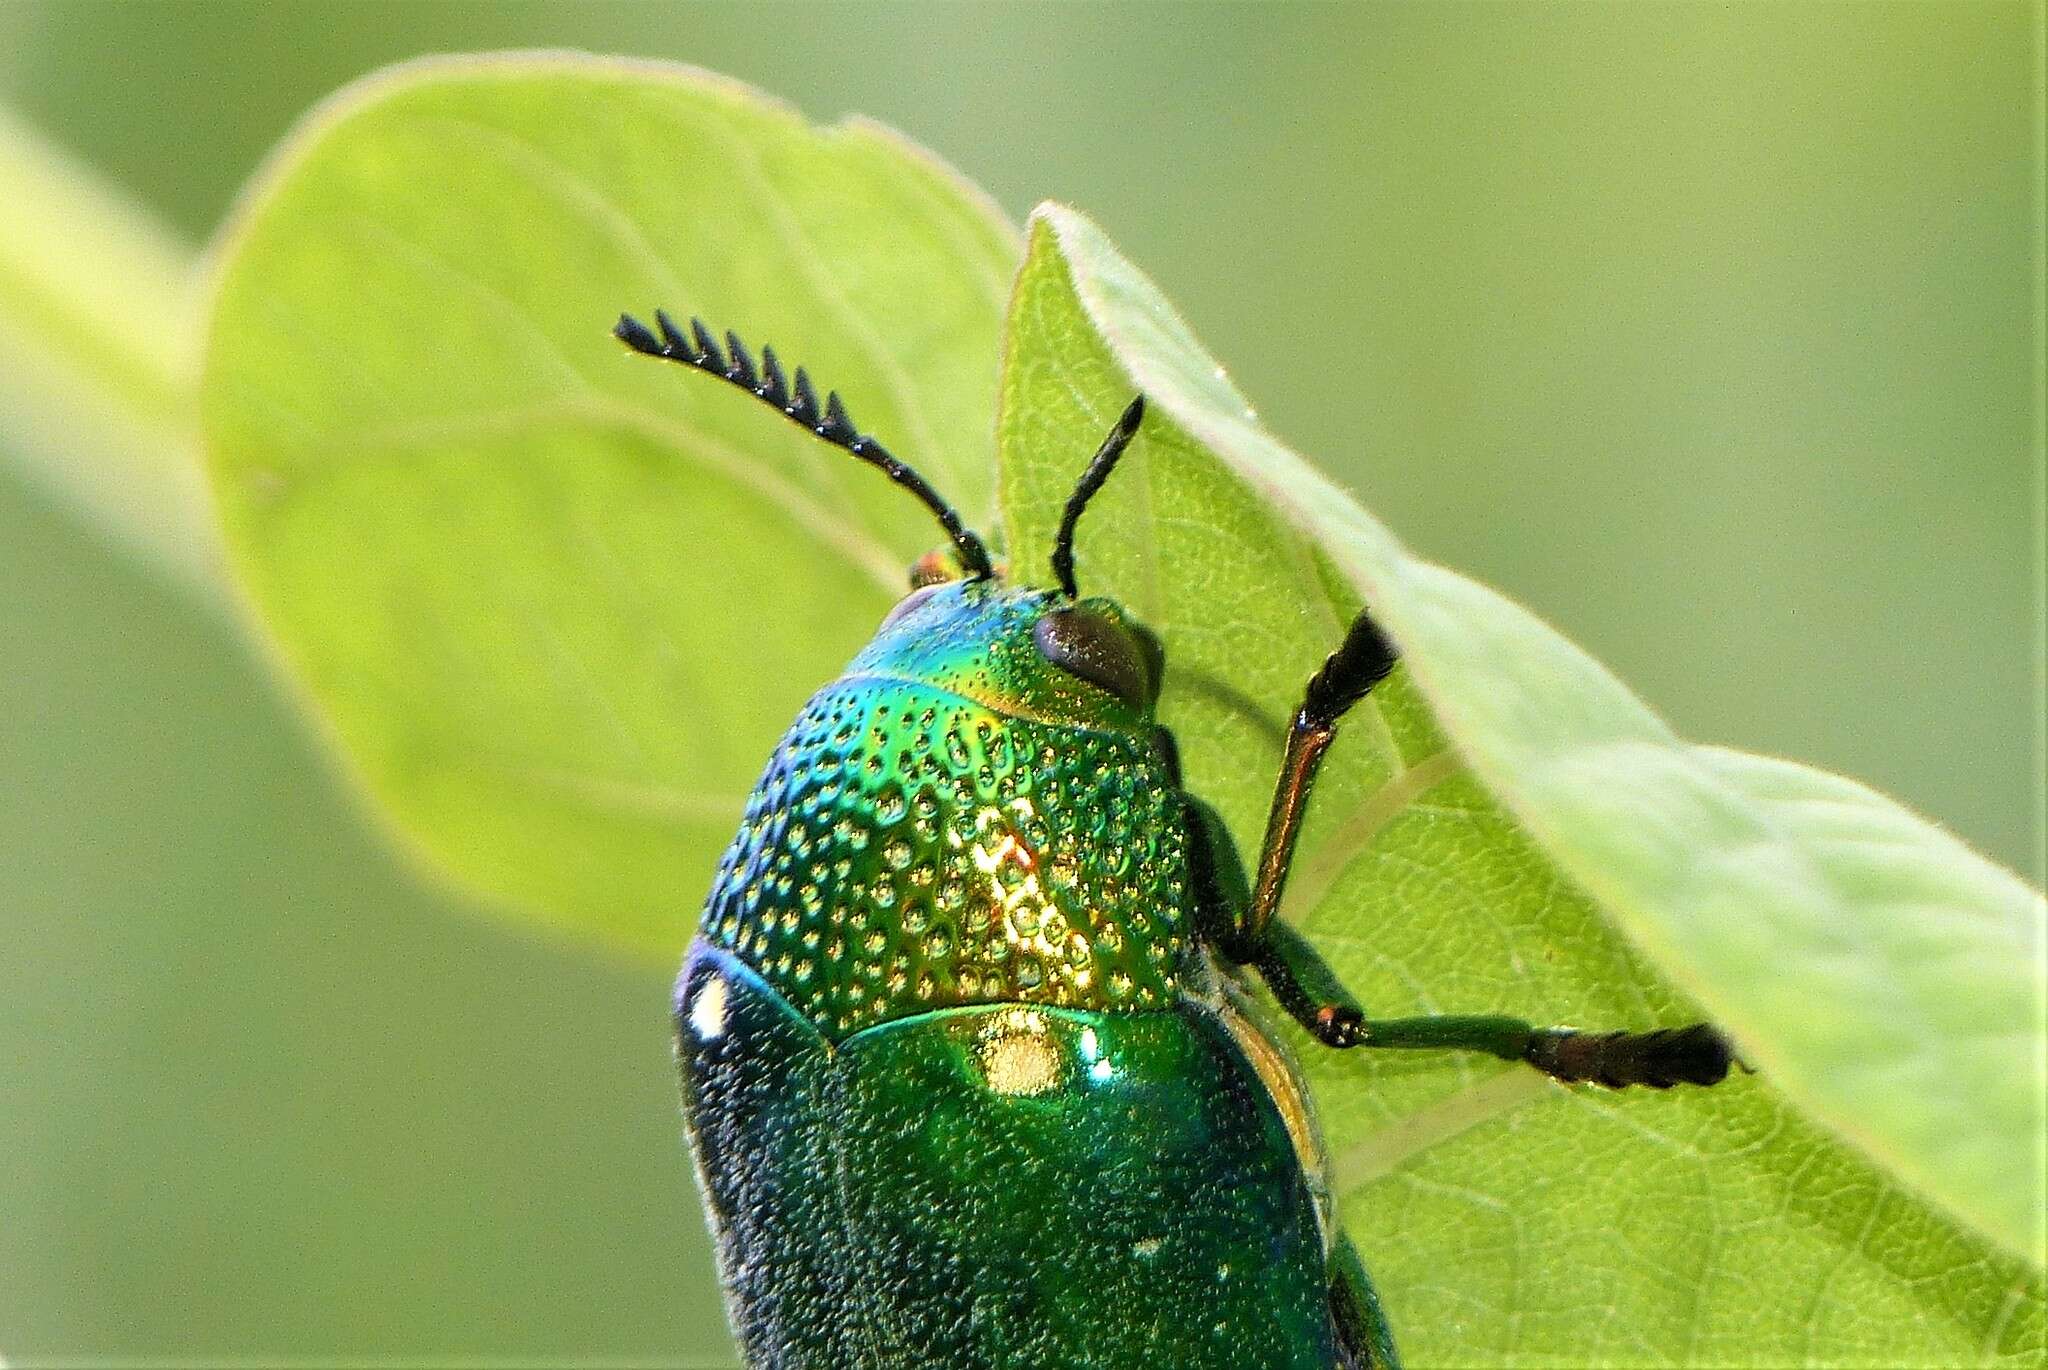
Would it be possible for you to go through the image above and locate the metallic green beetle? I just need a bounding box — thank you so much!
[615,309,1734,1370]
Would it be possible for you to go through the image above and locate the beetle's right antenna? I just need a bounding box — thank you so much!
[1050,395,1146,599]
[615,310,995,581]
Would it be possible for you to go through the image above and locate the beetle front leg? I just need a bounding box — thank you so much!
[1230,606,1735,1091]
[1180,607,1398,963]
[1239,609,1400,950]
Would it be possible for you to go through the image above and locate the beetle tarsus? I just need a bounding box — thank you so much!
[1523,1023,1734,1089]
[1303,611,1399,729]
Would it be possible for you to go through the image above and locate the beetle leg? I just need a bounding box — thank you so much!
[1223,607,1734,1089]
[1243,609,1399,948]
[1254,922,1734,1089]
[1183,607,1395,962]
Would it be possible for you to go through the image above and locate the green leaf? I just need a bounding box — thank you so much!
[201,50,2043,1366]
[1000,204,2043,1362]
[0,102,215,598]
[201,54,1017,957]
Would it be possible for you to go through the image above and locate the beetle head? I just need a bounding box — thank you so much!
[614,314,1158,723]
[868,396,1158,727]
[853,578,1164,730]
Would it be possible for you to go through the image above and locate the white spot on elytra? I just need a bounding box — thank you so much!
[690,972,728,1042]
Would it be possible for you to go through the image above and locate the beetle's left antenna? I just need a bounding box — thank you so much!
[615,311,995,580]
[1050,395,1146,599]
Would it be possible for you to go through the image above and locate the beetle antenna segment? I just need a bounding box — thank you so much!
[1050,396,1147,598]
[614,311,995,580]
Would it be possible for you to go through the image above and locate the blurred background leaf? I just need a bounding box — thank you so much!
[1,2,2039,1364]
[0,104,213,597]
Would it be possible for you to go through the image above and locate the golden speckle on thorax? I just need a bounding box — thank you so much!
[701,678,1192,1038]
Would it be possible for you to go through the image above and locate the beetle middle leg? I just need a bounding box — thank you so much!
[1252,921,1733,1088]
[1204,606,1734,1091]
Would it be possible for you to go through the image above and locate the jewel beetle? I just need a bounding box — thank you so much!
[614,308,1735,1370]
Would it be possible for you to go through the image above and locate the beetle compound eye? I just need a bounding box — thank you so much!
[1033,608,1156,707]
[1131,622,1166,703]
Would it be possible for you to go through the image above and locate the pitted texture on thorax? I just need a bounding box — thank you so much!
[702,677,1192,1037]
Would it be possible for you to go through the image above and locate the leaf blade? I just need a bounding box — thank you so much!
[999,202,2044,1362]
[200,54,1019,956]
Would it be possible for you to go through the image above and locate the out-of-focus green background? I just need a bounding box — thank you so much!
[1,2,2039,1362]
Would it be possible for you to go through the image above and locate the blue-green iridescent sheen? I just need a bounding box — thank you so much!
[844,581,1153,730]
[677,943,1339,1369]
[701,581,1190,1037]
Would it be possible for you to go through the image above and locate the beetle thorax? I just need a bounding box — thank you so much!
[699,584,1194,1039]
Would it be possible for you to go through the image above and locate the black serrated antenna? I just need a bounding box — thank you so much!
[1050,395,1146,599]
[614,311,994,580]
